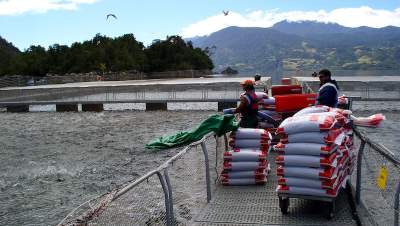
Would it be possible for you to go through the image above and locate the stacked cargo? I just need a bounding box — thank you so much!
[275,106,355,197]
[254,91,281,147]
[221,128,272,186]
[257,91,280,130]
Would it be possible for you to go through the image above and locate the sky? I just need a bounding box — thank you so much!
[0,0,399,50]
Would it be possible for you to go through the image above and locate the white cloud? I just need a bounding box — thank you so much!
[181,6,400,38]
[0,0,99,16]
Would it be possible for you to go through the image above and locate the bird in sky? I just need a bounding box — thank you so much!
[106,14,117,20]
[222,10,229,16]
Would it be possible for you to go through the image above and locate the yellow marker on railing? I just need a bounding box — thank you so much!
[377,166,388,190]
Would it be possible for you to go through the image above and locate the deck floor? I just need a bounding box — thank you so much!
[193,152,357,225]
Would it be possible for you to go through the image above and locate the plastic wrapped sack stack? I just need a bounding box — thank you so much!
[256,92,282,144]
[221,128,272,186]
[351,114,386,127]
[274,106,356,197]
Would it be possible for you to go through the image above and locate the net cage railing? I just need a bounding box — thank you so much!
[57,132,226,226]
[298,80,400,100]
[0,76,29,88]
[351,128,400,226]
[0,85,243,104]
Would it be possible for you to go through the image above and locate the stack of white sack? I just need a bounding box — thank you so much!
[293,105,385,128]
[221,128,272,185]
[351,113,386,127]
[256,92,281,129]
[275,106,356,197]
[258,110,281,129]
[338,95,349,106]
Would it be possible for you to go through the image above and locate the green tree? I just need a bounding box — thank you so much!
[1,33,213,76]
[145,35,213,73]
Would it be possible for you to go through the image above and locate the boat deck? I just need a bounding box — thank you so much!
[193,152,357,225]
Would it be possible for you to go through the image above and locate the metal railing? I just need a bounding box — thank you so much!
[0,85,243,104]
[298,79,400,101]
[351,128,400,226]
[0,76,23,88]
[301,81,315,94]
[58,132,225,226]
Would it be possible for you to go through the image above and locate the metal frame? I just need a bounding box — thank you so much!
[277,177,346,219]
[353,127,400,226]
[163,168,174,226]
[278,193,337,203]
[201,141,212,203]
[58,132,218,226]
[355,139,365,205]
[394,183,400,226]
[57,169,172,226]
[0,98,240,107]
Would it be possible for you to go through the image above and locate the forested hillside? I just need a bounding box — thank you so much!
[190,20,400,74]
[0,34,213,76]
[0,36,20,76]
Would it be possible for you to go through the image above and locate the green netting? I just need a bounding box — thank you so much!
[145,114,238,150]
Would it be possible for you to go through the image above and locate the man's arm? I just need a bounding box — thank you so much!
[234,96,248,113]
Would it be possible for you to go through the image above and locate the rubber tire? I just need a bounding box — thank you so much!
[325,202,335,220]
[279,197,289,214]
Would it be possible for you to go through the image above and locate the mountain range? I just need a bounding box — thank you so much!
[189,20,400,74]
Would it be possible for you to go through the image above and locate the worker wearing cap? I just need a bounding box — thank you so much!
[317,69,339,107]
[234,80,259,128]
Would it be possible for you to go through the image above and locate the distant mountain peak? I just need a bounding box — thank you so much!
[187,22,400,74]
[272,20,350,36]
[274,20,342,26]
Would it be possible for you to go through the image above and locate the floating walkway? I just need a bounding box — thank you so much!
[0,77,258,90]
[0,77,264,112]
[193,152,356,226]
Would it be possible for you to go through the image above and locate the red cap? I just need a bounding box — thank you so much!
[240,79,255,86]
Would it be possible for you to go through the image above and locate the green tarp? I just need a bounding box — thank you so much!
[145,114,239,150]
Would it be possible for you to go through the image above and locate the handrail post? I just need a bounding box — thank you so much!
[223,134,229,152]
[394,182,400,226]
[348,97,353,111]
[214,135,220,181]
[356,139,366,205]
[163,168,174,226]
[201,141,212,203]
[156,172,172,226]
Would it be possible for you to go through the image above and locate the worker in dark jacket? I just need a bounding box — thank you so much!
[316,69,339,107]
[234,80,259,128]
